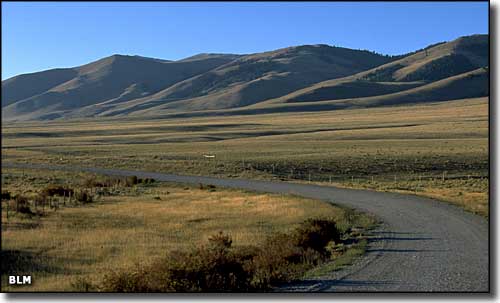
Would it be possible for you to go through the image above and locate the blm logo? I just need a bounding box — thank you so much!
[9,276,32,285]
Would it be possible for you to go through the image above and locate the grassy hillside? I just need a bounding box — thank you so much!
[112,35,490,118]
[2,34,488,122]
[262,34,488,107]
[2,45,395,121]
[254,67,488,110]
[133,67,487,119]
[71,45,396,117]
[1,69,78,107]
[2,54,240,121]
[365,34,487,82]
[282,81,424,103]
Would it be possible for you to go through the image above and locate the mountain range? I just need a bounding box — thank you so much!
[2,34,489,121]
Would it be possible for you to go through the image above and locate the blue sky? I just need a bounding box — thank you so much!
[2,1,488,80]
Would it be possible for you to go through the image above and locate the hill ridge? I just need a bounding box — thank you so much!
[2,34,488,121]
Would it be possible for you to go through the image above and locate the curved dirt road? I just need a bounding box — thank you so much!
[3,163,489,292]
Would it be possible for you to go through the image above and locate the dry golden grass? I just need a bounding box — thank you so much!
[0,98,488,291]
[2,98,488,215]
[324,178,488,216]
[417,188,487,215]
[2,177,355,291]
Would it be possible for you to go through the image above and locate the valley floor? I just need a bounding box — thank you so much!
[2,97,489,216]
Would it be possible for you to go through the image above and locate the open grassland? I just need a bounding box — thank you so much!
[1,168,374,291]
[2,97,488,216]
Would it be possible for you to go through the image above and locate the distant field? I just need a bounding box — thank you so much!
[2,97,489,215]
[1,167,373,291]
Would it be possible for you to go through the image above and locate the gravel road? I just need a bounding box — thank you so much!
[3,163,489,292]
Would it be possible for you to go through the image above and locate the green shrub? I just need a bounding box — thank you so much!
[102,266,154,292]
[125,176,138,187]
[97,218,344,292]
[208,231,232,250]
[291,218,341,254]
[167,247,250,291]
[101,232,251,292]
[42,185,74,197]
[249,233,305,288]
[75,191,93,203]
[1,190,11,200]
[83,177,97,188]
[139,178,155,184]
[33,193,47,205]
[156,232,251,292]
[15,195,33,215]
[83,175,147,188]
[70,277,97,292]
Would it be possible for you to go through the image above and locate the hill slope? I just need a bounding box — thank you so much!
[2,34,489,121]
[2,54,240,120]
[62,45,397,118]
[261,34,488,106]
[241,67,489,114]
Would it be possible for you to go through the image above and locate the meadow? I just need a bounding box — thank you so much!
[1,167,374,291]
[2,97,489,216]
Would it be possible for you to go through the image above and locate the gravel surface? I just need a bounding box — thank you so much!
[3,163,489,292]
